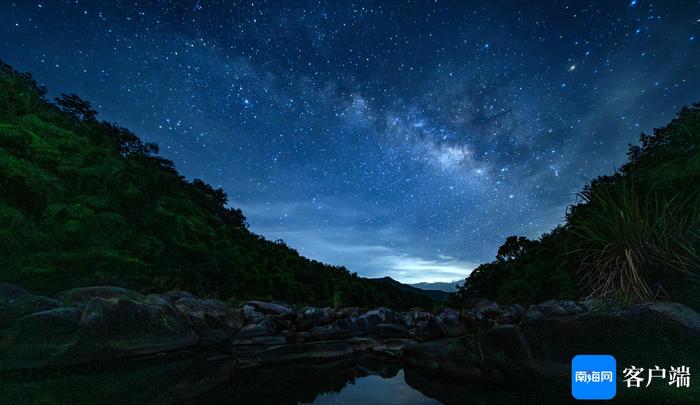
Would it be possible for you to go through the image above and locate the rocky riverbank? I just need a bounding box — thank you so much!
[2,282,700,401]
[0,283,433,370]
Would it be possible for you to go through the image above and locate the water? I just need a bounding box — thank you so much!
[307,370,438,405]
[0,352,569,404]
[0,353,435,404]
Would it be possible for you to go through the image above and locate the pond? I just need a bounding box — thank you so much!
[0,353,566,404]
[306,369,437,405]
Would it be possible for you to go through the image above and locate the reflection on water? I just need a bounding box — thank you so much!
[306,369,438,405]
[192,355,435,404]
[0,351,567,404]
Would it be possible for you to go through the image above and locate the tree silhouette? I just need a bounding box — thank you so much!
[55,93,98,122]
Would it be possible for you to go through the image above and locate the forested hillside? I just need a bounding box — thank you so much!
[0,61,434,309]
[453,102,700,309]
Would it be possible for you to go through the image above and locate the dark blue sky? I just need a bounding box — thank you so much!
[2,1,698,282]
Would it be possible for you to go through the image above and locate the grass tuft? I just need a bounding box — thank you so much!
[570,180,700,304]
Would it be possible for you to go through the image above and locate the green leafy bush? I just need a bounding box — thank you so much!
[454,103,700,307]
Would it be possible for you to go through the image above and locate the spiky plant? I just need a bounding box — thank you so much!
[569,180,699,304]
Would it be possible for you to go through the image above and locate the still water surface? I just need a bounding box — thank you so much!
[307,369,438,405]
[0,353,568,404]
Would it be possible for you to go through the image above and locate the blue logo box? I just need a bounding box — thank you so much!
[571,354,617,400]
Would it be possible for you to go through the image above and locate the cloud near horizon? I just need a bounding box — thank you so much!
[368,254,476,284]
[236,202,475,284]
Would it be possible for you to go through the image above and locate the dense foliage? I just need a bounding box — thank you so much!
[453,103,700,308]
[0,62,435,309]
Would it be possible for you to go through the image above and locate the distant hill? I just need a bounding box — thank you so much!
[0,61,435,309]
[409,281,462,293]
[371,277,451,302]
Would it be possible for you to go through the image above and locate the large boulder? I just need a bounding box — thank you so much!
[256,338,377,364]
[375,323,410,338]
[1,287,208,369]
[0,307,83,369]
[76,297,199,357]
[521,301,700,370]
[355,307,395,331]
[242,304,267,324]
[231,318,288,345]
[414,320,436,341]
[335,307,360,318]
[404,300,700,400]
[296,307,335,330]
[468,298,502,319]
[372,338,416,357]
[495,304,525,325]
[400,310,432,328]
[57,286,143,305]
[174,297,244,344]
[309,322,355,341]
[158,290,199,304]
[0,283,29,297]
[245,301,294,318]
[522,299,583,322]
[418,308,465,339]
[362,307,395,322]
[307,308,395,340]
[578,298,611,312]
[0,293,61,334]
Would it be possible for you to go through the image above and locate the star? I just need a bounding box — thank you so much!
[0,0,695,282]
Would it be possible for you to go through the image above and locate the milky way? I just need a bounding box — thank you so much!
[2,1,698,282]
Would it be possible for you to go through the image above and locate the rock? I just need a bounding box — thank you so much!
[468,298,502,319]
[362,307,395,322]
[239,335,288,346]
[174,297,243,344]
[231,319,289,345]
[405,299,700,399]
[296,306,335,330]
[0,307,83,369]
[234,320,276,339]
[519,301,700,383]
[640,301,700,332]
[372,338,416,357]
[461,309,494,334]
[355,307,395,332]
[400,310,432,328]
[307,308,395,341]
[428,309,465,338]
[159,290,199,304]
[257,338,377,364]
[0,293,61,333]
[295,331,312,343]
[414,320,433,340]
[242,304,266,324]
[0,283,29,297]
[309,323,354,341]
[578,298,611,312]
[335,307,360,318]
[495,304,525,325]
[77,297,198,357]
[522,299,583,322]
[438,308,460,323]
[375,323,410,338]
[57,286,143,305]
[245,301,293,317]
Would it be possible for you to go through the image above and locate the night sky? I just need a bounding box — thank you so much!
[2,1,698,283]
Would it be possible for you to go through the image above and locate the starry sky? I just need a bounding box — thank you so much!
[2,1,698,283]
